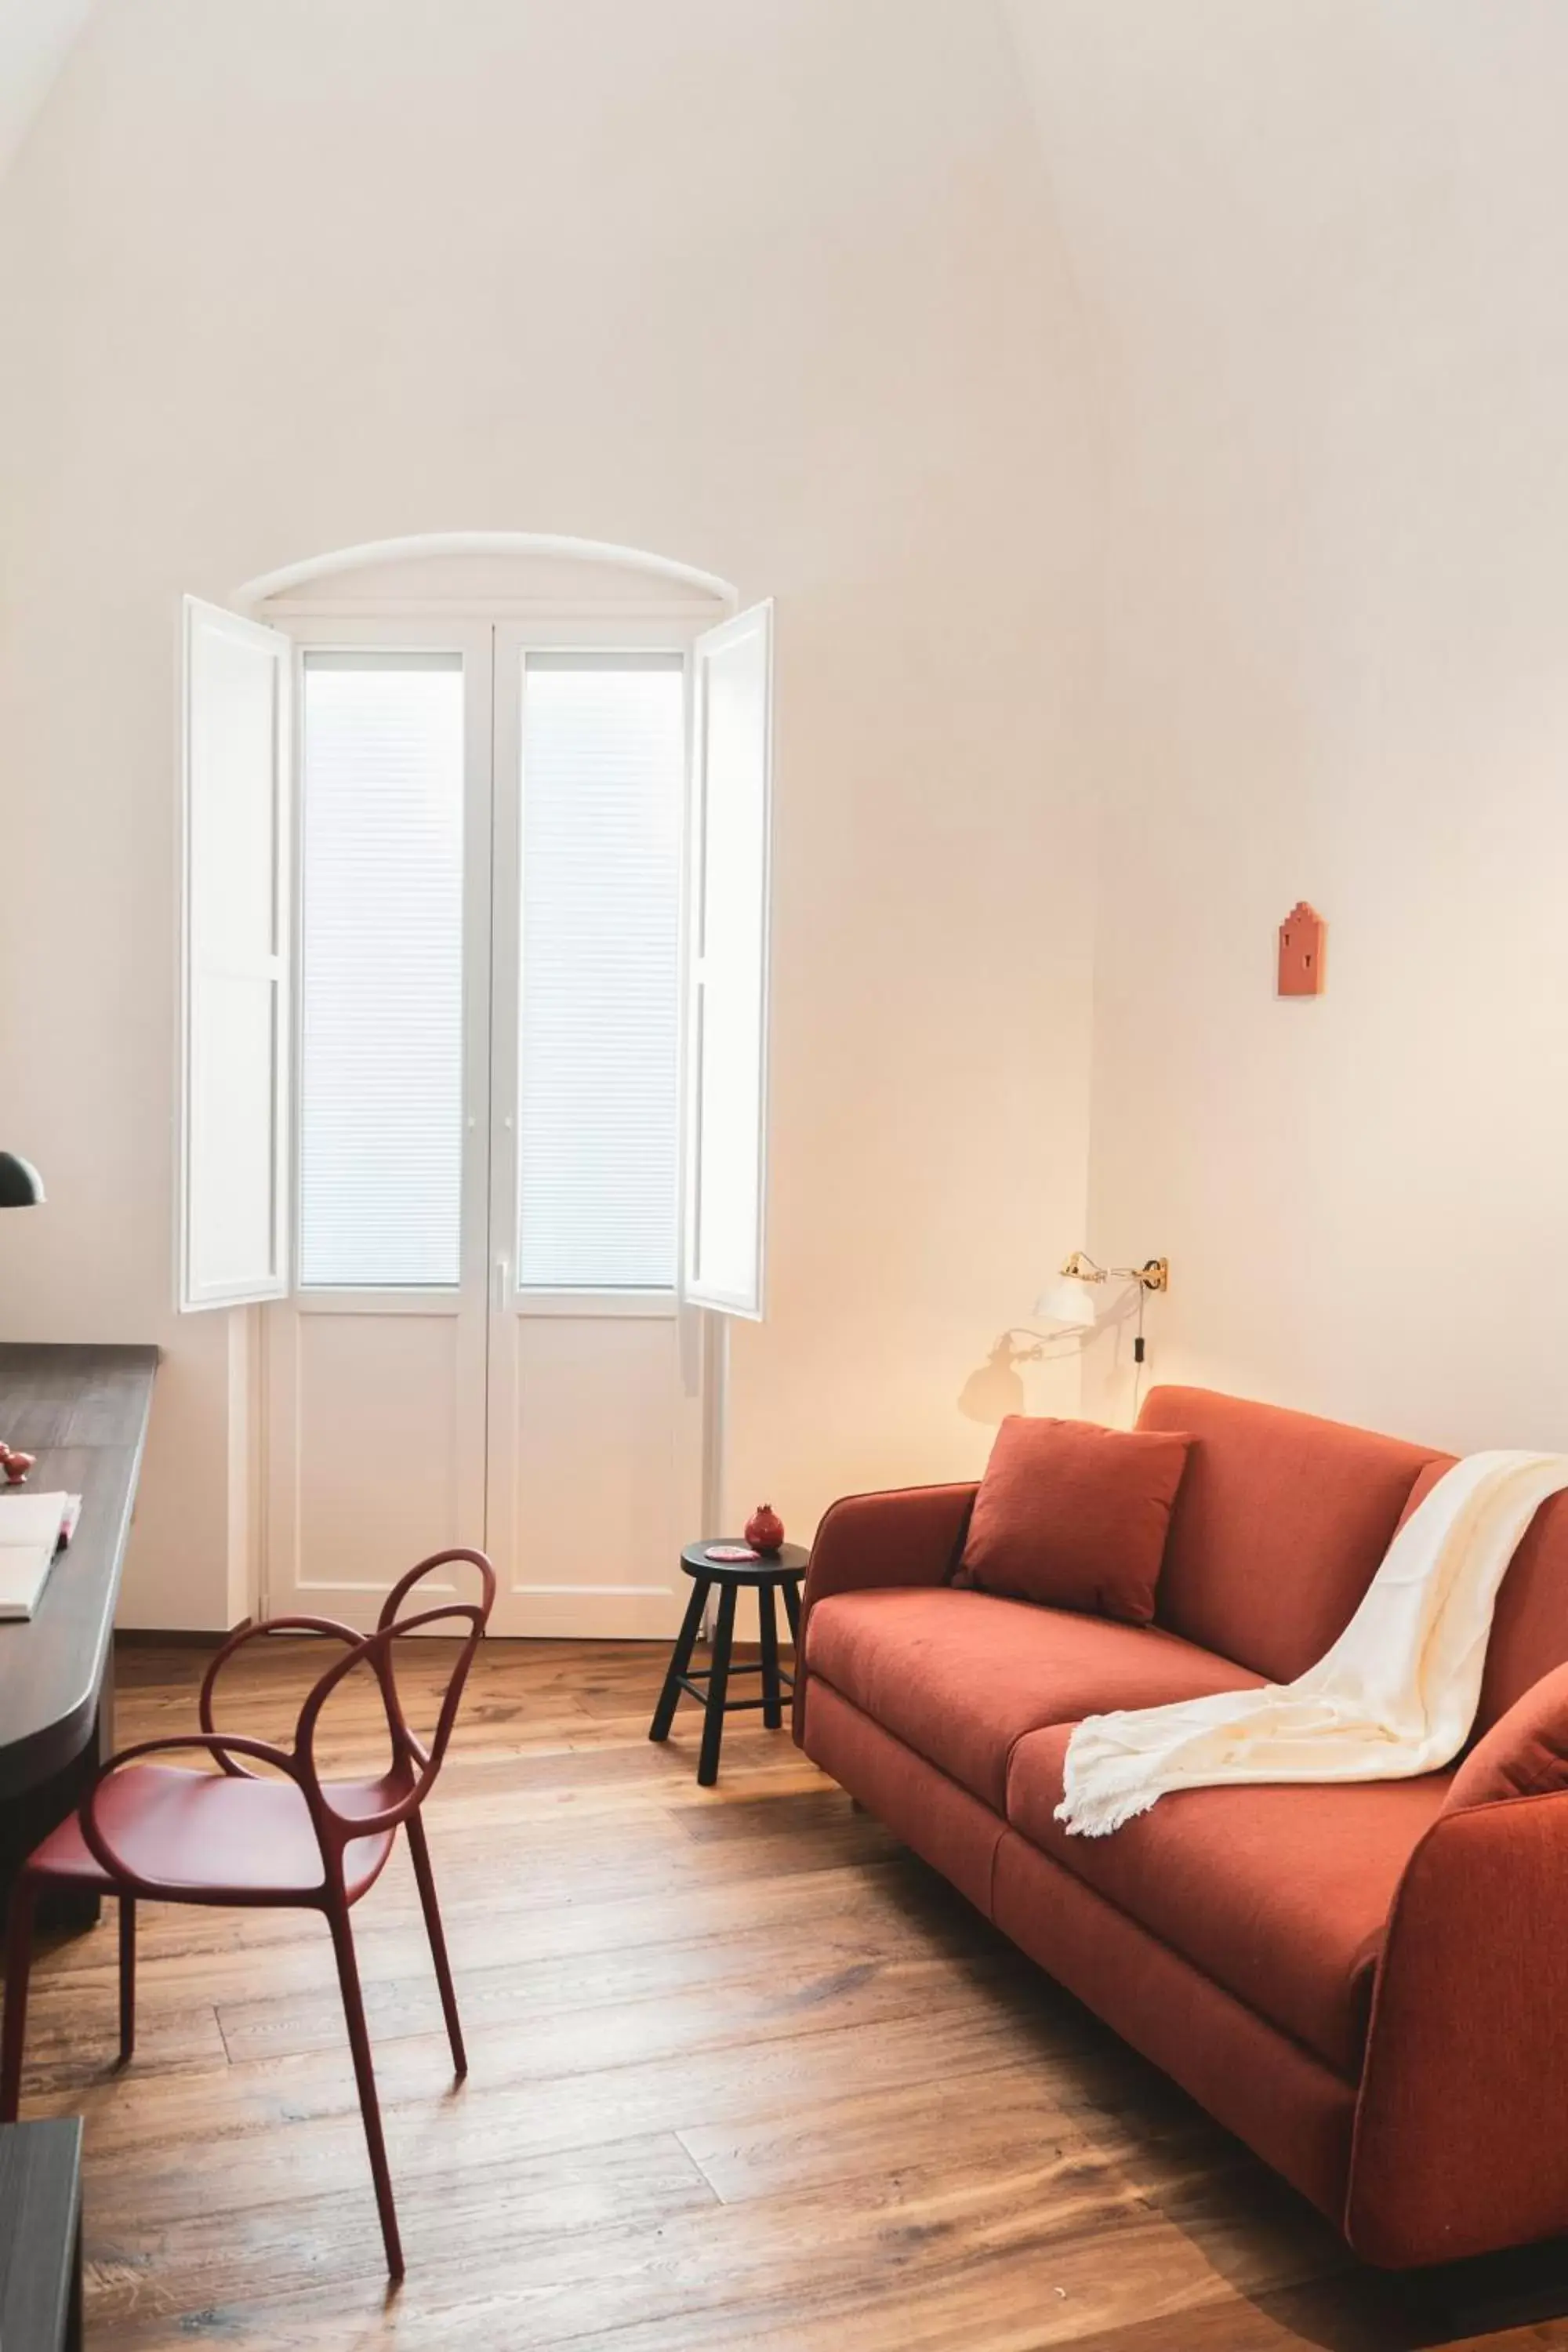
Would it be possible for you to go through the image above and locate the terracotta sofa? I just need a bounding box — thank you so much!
[794,1386,1568,2268]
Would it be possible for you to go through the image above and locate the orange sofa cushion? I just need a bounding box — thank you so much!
[1446,1661,1568,1809]
[1138,1385,1446,1683]
[804,1586,1258,1815]
[953,1414,1191,1624]
[1007,1722,1452,2076]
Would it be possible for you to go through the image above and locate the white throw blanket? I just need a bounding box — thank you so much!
[1056,1449,1568,1838]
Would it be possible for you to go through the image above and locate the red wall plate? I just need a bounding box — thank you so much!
[1278,902,1327,996]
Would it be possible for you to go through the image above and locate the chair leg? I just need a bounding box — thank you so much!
[758,1581,782,1730]
[118,1896,136,2066]
[325,1896,405,2278]
[1,1878,38,2122]
[649,1574,710,1742]
[699,1581,738,1788]
[405,1813,466,2080]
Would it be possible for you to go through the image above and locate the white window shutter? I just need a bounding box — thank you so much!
[683,601,773,1319]
[180,596,292,1309]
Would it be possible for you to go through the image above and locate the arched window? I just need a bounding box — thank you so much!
[178,534,772,1635]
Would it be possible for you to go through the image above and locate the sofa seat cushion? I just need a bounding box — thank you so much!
[1008,1724,1453,2076]
[804,1587,1261,1815]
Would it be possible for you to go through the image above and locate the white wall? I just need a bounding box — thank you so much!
[0,0,1098,1624]
[0,0,98,188]
[1008,0,1568,1450]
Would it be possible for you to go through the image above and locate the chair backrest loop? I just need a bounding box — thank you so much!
[292,1550,495,1848]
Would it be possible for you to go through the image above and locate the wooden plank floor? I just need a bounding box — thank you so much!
[9,1635,1568,2350]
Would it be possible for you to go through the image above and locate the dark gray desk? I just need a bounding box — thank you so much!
[0,2118,82,2349]
[0,1345,158,1926]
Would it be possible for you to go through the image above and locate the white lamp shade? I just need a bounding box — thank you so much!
[1034,1276,1098,1330]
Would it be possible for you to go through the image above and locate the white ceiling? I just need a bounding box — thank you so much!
[0,0,98,186]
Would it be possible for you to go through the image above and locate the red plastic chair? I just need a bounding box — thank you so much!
[0,1547,495,2278]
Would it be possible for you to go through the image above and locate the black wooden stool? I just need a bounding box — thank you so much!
[649,1541,810,1785]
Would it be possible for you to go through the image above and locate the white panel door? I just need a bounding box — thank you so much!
[265,626,492,1628]
[485,631,704,1637]
[263,619,707,1636]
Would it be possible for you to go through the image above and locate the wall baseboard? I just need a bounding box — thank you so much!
[116,1619,251,1649]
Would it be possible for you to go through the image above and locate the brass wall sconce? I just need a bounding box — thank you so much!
[959,1250,1172,1428]
[1040,1252,1169,1324]
[1036,1249,1171,1408]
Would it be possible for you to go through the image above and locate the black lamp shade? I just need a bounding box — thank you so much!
[0,1153,44,1208]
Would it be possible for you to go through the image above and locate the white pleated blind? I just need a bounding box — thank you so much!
[517,655,684,1290]
[299,653,465,1288]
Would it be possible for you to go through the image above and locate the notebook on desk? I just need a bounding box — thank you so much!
[0,1493,82,1621]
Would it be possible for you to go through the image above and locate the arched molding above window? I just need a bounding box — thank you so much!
[232,531,738,621]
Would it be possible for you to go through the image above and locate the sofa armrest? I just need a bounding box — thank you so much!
[1348,1791,1568,2266]
[792,1483,977,1743]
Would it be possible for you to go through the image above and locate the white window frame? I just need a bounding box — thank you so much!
[192,569,772,1337]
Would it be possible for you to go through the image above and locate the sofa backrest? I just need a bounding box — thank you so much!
[1397,1456,1568,1736]
[1138,1386,1446,1682]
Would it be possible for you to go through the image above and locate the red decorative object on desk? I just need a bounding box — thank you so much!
[0,1446,34,1486]
[745,1503,785,1555]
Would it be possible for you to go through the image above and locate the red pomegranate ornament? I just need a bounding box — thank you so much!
[745,1503,785,1555]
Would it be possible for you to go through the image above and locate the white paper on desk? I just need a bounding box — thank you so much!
[0,1491,78,1621]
